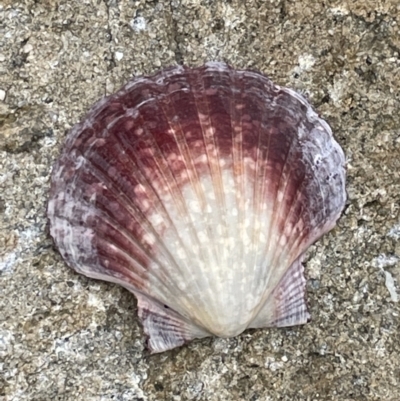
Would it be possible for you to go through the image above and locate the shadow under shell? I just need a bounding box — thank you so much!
[48,62,346,353]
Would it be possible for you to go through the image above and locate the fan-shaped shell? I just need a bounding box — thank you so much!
[48,62,346,353]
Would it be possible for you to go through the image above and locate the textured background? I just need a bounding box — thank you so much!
[1,0,400,400]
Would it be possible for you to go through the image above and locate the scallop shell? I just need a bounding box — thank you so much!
[48,62,346,353]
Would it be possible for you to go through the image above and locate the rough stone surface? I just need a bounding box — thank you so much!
[1,1,399,400]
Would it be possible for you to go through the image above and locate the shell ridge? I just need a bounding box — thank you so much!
[48,154,103,275]
[66,191,182,295]
[256,90,340,310]
[249,88,290,293]
[129,130,218,318]
[300,138,329,222]
[195,66,229,244]
[131,113,189,221]
[71,152,166,261]
[277,183,308,260]
[93,225,179,292]
[228,68,247,298]
[251,97,311,313]
[158,74,218,271]
[49,211,98,276]
[256,91,345,313]
[91,241,148,288]
[237,70,267,305]
[107,110,203,287]
[265,148,308,267]
[185,68,230,318]
[298,147,345,237]
[250,91,275,300]
[199,66,232,206]
[195,66,247,323]
[198,67,233,272]
[71,113,206,304]
[182,69,232,290]
[249,86,266,294]
[259,121,300,307]
[250,87,290,296]
[131,73,224,325]
[243,71,282,294]
[128,106,202,253]
[151,80,220,318]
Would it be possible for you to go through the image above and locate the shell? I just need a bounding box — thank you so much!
[48,62,346,353]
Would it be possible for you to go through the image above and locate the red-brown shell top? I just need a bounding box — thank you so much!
[48,62,346,353]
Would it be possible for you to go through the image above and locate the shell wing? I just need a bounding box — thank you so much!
[48,62,346,352]
[249,255,310,328]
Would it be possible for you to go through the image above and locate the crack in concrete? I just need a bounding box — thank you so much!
[104,0,117,70]
[168,0,184,65]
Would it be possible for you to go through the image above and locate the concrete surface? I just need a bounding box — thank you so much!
[1,0,400,400]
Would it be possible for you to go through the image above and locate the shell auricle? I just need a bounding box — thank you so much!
[48,62,346,353]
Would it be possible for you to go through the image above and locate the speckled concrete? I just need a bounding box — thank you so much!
[1,1,400,400]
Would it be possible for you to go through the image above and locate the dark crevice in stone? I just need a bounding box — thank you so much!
[168,1,184,65]
[2,128,53,154]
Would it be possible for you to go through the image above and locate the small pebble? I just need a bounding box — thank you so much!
[115,51,124,61]
[22,43,33,53]
[130,16,146,32]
